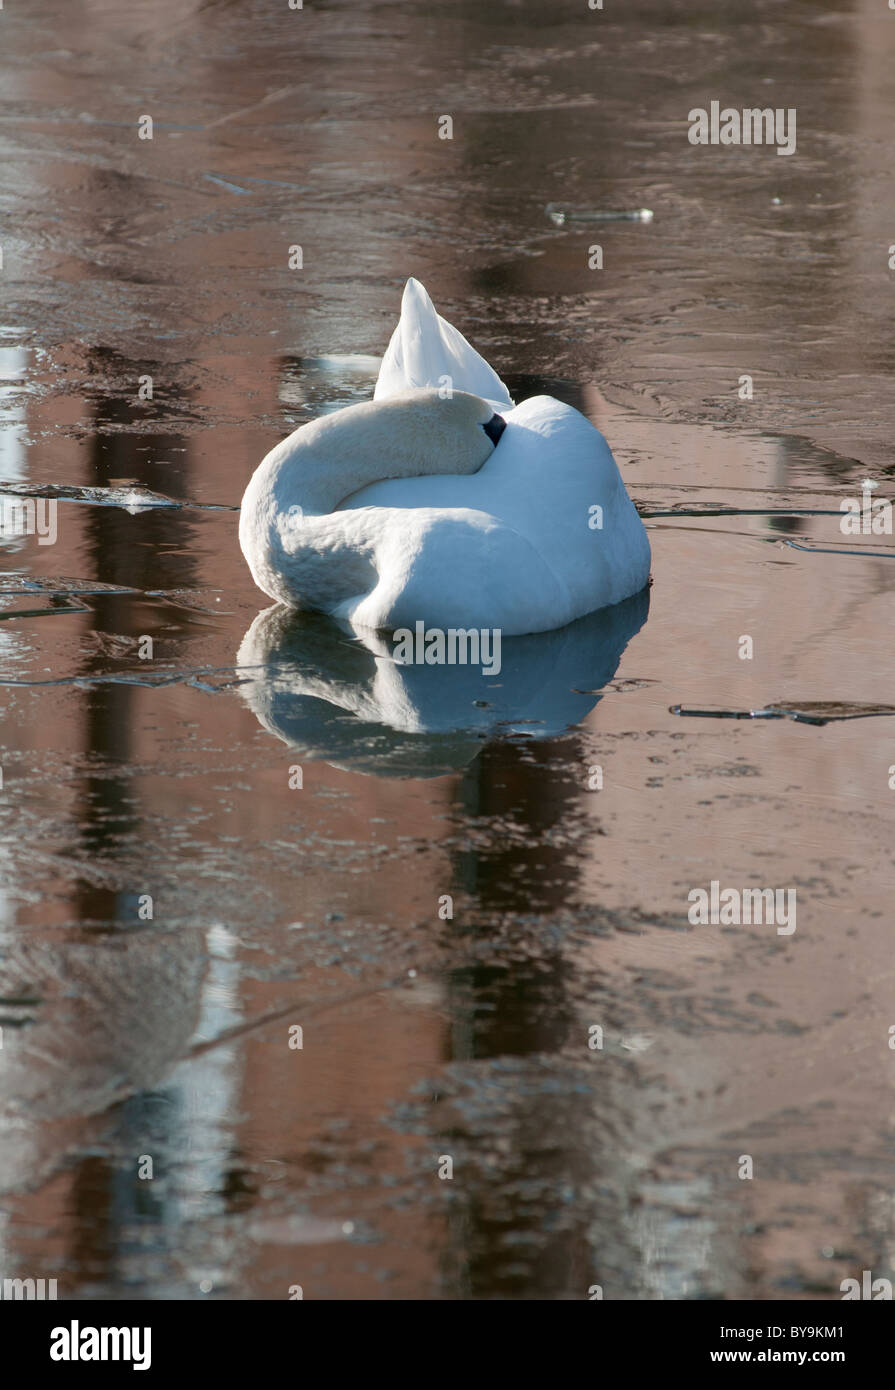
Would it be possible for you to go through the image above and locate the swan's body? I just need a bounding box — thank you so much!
[239,279,650,636]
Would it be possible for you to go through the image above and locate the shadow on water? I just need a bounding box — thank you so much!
[236,587,650,778]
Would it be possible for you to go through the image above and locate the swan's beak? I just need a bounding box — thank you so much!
[482,413,506,448]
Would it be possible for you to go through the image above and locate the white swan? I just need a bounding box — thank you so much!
[239,278,650,636]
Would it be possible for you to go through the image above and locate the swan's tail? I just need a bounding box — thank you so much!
[374,278,513,412]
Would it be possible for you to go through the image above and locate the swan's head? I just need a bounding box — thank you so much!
[290,387,506,483]
[358,388,506,475]
[428,388,507,454]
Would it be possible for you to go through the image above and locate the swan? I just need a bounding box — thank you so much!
[239,278,650,636]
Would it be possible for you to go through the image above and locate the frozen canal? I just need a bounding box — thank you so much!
[0,0,894,1299]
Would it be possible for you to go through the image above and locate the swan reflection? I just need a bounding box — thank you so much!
[236,587,649,778]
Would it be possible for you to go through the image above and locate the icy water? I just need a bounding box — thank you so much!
[1,0,894,1300]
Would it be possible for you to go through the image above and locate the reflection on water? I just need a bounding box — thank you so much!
[0,926,206,1195]
[0,340,29,487]
[236,590,649,777]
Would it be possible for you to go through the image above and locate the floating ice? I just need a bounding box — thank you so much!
[670,701,895,726]
[546,203,653,225]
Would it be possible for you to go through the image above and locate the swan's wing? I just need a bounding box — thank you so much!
[374,277,513,411]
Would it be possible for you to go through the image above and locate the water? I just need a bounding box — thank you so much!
[1,0,894,1301]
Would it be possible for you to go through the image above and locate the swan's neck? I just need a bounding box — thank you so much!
[261,391,485,517]
[239,391,490,611]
